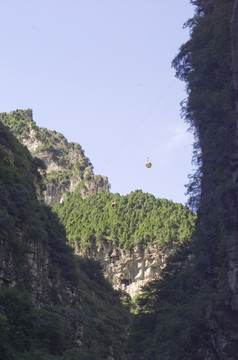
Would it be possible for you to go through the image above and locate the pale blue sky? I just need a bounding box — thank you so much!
[0,0,195,205]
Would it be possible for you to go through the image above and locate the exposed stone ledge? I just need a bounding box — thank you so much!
[78,240,170,298]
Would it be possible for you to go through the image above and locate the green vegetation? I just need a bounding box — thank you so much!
[0,272,129,360]
[53,190,196,251]
[46,170,72,186]
[126,252,225,360]
[0,263,129,360]
[0,109,89,169]
[0,122,129,359]
[0,109,36,139]
[1,1,236,358]
[0,110,95,198]
[172,0,234,270]
[125,1,236,358]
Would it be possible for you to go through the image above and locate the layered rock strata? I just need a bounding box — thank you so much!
[79,241,169,298]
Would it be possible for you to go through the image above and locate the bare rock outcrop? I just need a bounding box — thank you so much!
[0,109,109,205]
[78,240,169,298]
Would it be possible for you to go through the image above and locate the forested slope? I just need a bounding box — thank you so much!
[53,190,195,297]
[53,190,195,251]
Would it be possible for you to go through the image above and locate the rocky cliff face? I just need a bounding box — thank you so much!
[79,241,169,298]
[1,109,175,299]
[0,219,82,314]
[0,123,84,346]
[0,109,109,205]
[0,227,85,349]
[0,122,129,358]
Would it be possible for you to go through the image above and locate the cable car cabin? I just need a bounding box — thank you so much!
[146,161,152,168]
[112,201,117,208]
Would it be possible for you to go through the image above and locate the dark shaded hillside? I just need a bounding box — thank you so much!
[0,122,129,359]
[125,1,238,359]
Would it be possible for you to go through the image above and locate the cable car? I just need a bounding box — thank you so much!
[146,158,152,168]
[112,201,117,208]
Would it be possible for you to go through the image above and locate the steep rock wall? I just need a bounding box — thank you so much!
[0,221,82,314]
[1,110,172,300]
[78,241,169,298]
[0,123,129,358]
[207,2,238,359]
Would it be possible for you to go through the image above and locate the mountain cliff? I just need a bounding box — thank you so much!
[0,110,196,298]
[125,1,238,359]
[53,190,195,297]
[0,122,129,359]
[1,1,238,358]
[0,109,109,205]
[0,112,196,359]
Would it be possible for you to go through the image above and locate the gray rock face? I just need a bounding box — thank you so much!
[0,221,85,349]
[1,110,170,300]
[3,110,175,299]
[78,241,169,297]
[0,221,80,308]
[2,110,110,205]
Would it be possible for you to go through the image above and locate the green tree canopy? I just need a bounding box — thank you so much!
[53,189,196,251]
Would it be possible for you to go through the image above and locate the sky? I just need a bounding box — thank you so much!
[0,0,195,205]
